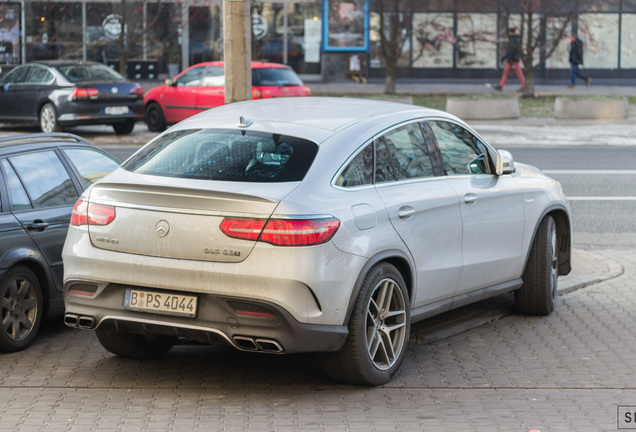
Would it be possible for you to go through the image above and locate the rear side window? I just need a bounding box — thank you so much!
[252,68,302,86]
[6,150,78,208]
[63,148,120,186]
[58,64,125,82]
[123,129,318,182]
[1,159,32,211]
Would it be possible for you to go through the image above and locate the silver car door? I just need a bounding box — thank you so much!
[427,120,525,296]
[372,122,464,309]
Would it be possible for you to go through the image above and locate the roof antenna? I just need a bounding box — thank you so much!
[238,116,253,128]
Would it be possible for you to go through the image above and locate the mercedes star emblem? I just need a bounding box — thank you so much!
[155,220,170,237]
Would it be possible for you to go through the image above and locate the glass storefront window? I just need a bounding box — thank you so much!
[188,5,221,67]
[456,13,497,68]
[26,2,82,62]
[251,2,322,73]
[621,14,636,68]
[412,13,454,68]
[0,3,20,65]
[579,13,619,69]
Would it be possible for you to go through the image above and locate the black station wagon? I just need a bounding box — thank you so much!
[0,133,120,352]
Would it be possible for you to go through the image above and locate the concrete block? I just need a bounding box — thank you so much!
[554,97,629,119]
[445,98,520,120]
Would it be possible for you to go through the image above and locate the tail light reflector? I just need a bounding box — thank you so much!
[132,86,144,98]
[70,199,116,226]
[220,217,340,246]
[252,88,262,99]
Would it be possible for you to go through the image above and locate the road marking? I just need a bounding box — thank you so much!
[568,196,636,201]
[543,169,636,175]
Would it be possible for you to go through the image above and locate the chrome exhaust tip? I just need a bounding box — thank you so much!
[78,316,96,329]
[255,338,283,353]
[64,314,79,328]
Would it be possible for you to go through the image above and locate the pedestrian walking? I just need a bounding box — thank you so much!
[494,27,525,91]
[569,34,591,88]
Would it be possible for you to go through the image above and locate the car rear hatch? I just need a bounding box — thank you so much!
[84,175,295,263]
[79,128,319,263]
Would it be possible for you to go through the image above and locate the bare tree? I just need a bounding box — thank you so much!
[370,0,414,94]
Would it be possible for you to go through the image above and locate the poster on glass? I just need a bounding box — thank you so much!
[322,0,369,52]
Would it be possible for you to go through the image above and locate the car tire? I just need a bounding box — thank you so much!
[0,266,44,353]
[515,215,558,316]
[113,120,135,135]
[322,262,410,386]
[145,102,167,132]
[39,103,63,133]
[96,330,177,359]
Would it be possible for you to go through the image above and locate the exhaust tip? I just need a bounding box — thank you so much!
[255,339,283,353]
[78,316,96,329]
[233,336,259,351]
[64,314,79,328]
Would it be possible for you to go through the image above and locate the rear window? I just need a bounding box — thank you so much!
[122,129,318,182]
[57,64,126,82]
[252,68,303,87]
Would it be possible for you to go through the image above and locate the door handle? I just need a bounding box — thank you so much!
[27,221,50,231]
[398,206,415,219]
[464,193,478,204]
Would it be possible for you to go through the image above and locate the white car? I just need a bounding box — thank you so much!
[62,97,571,385]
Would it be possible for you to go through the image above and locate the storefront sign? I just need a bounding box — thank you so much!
[252,14,268,40]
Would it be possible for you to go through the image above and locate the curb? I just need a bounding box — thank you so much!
[409,248,624,345]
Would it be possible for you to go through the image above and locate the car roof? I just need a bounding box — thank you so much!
[26,60,105,68]
[175,97,454,144]
[0,133,95,156]
[187,61,292,70]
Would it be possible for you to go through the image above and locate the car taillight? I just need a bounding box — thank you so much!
[70,88,99,100]
[70,199,116,226]
[220,217,340,246]
[132,86,144,98]
[252,88,262,99]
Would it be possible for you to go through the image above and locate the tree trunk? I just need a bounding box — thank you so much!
[522,57,536,97]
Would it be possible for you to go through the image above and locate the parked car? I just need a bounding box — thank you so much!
[62,98,571,385]
[0,132,120,352]
[0,60,144,134]
[144,61,311,132]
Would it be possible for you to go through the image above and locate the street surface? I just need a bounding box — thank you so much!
[1,106,636,430]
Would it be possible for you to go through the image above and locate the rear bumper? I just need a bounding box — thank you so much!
[63,281,349,354]
[57,100,144,126]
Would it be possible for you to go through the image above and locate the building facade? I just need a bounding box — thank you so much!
[0,0,635,81]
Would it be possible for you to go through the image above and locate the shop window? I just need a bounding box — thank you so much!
[455,13,497,68]
[412,13,454,68]
[26,2,82,62]
[0,3,21,65]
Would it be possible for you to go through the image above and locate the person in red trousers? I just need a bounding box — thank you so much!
[494,27,525,91]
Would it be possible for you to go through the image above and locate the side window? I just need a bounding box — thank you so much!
[177,67,205,87]
[338,143,374,187]
[8,151,78,208]
[1,159,32,211]
[63,148,120,186]
[27,66,54,84]
[202,66,225,86]
[1,66,30,85]
[429,120,492,175]
[383,123,434,180]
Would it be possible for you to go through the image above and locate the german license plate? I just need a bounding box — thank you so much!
[123,289,197,318]
[105,106,129,115]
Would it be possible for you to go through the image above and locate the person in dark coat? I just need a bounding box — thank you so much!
[569,34,591,88]
[494,27,525,91]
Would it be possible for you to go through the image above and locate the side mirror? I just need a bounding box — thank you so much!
[165,78,176,87]
[496,149,516,176]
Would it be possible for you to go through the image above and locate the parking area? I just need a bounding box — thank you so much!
[0,248,631,431]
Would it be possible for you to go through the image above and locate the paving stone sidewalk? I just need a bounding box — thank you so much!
[0,248,631,432]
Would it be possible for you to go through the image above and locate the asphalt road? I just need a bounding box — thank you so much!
[501,146,636,249]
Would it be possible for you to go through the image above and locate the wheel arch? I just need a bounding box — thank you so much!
[344,249,414,325]
[526,205,572,277]
[1,251,54,309]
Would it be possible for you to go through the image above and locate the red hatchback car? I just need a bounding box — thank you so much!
[144,61,312,132]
